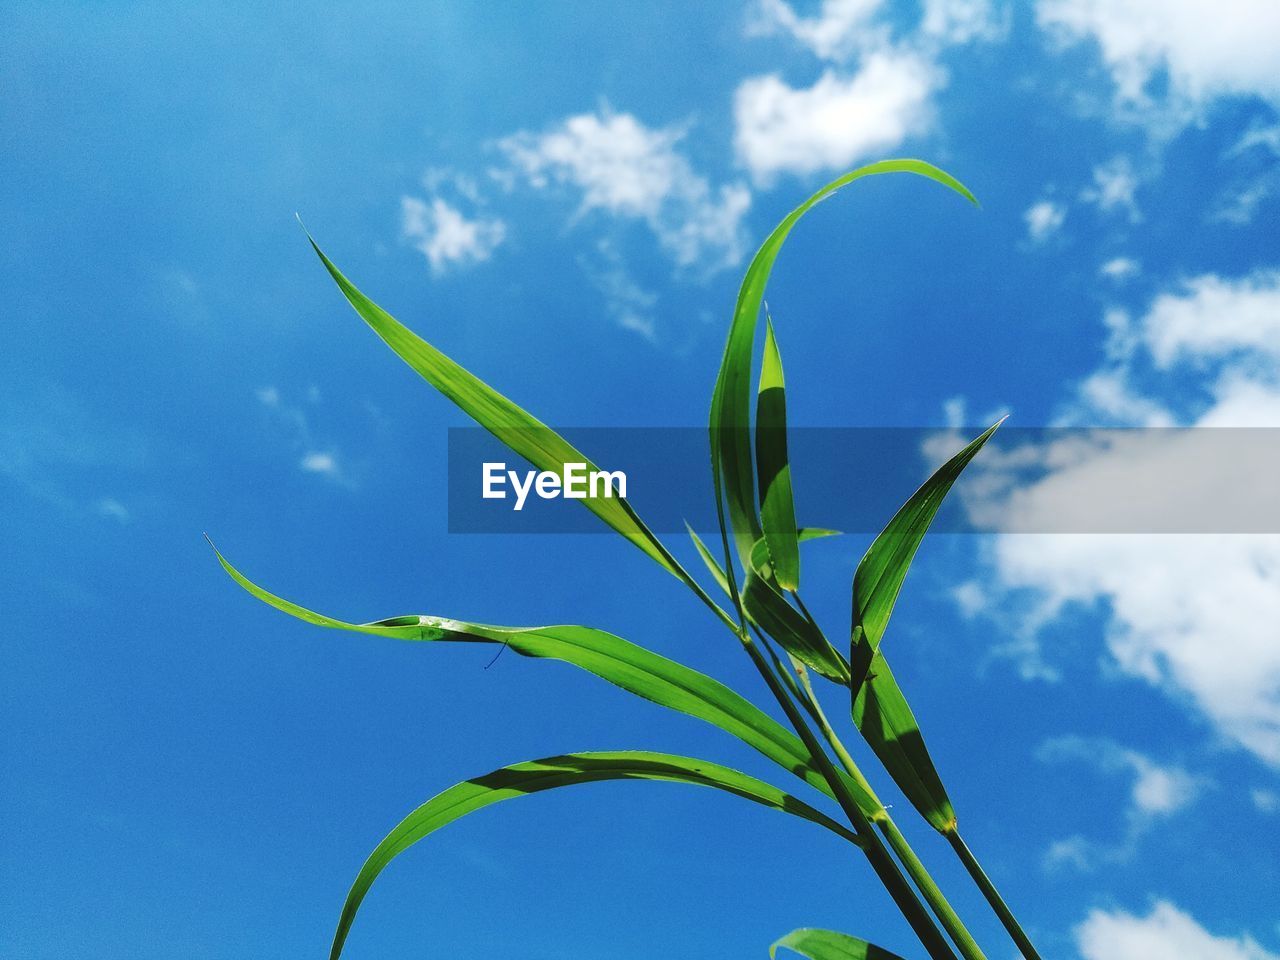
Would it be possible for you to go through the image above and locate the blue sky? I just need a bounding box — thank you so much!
[3,2,1280,958]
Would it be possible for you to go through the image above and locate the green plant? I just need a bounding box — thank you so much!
[214,159,1044,960]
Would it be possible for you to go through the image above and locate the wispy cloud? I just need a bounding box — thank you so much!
[1038,736,1206,870]
[257,386,355,488]
[499,109,751,274]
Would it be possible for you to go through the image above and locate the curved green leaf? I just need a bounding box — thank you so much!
[756,317,800,591]
[711,160,977,580]
[771,927,906,960]
[332,752,859,960]
[304,233,679,579]
[210,543,879,814]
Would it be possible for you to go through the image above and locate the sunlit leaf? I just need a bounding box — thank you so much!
[332,751,860,960]
[771,927,906,960]
[852,654,956,833]
[688,526,850,684]
[852,420,1003,658]
[744,573,849,684]
[756,317,801,591]
[304,232,679,578]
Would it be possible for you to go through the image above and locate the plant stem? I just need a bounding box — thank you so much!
[946,831,1043,960]
[658,540,959,958]
[791,658,987,960]
[738,636,959,960]
[880,820,987,960]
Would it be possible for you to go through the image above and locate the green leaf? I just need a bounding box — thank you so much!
[331,752,859,960]
[756,317,801,591]
[848,421,1001,834]
[711,160,977,580]
[744,573,850,684]
[750,528,840,581]
[771,927,906,960]
[852,419,1003,657]
[852,653,956,833]
[688,526,850,684]
[303,232,679,579]
[210,543,871,810]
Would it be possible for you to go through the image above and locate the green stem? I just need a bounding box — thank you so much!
[738,637,959,960]
[881,820,987,960]
[946,831,1043,960]
[658,540,959,958]
[792,657,987,960]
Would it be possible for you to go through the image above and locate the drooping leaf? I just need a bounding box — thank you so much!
[711,160,977,581]
[744,573,849,684]
[750,528,840,581]
[211,543,877,812]
[304,233,679,579]
[331,752,860,960]
[852,653,955,833]
[852,419,1003,658]
[770,927,906,960]
[756,317,801,591]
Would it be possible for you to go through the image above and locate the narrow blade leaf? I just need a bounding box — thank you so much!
[711,160,977,577]
[304,234,678,578]
[847,423,1000,834]
[756,317,801,591]
[852,653,956,832]
[744,573,850,684]
[852,419,1003,657]
[211,544,876,811]
[771,927,907,960]
[332,752,859,960]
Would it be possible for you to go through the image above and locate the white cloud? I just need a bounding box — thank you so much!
[747,0,884,61]
[1038,0,1280,117]
[949,268,1280,766]
[1081,155,1141,220]
[499,110,750,272]
[1024,199,1067,242]
[1038,737,1204,869]
[920,0,1007,45]
[733,52,939,182]
[400,195,506,275]
[1099,257,1140,281]
[1076,902,1280,960]
[1140,271,1280,368]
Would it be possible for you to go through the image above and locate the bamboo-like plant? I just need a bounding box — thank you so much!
[213,160,1044,960]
